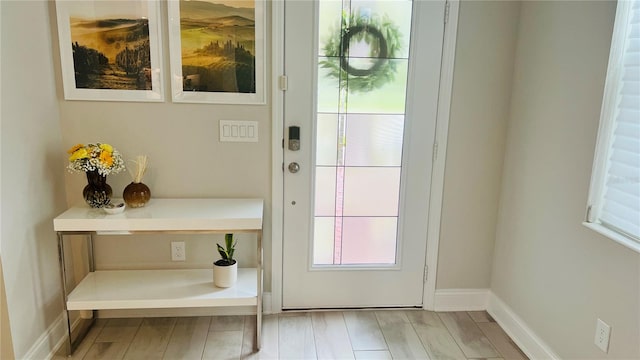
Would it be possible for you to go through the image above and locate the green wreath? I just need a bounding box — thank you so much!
[320,11,402,93]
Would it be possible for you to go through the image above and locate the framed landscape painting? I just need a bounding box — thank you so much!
[168,0,265,104]
[55,0,164,102]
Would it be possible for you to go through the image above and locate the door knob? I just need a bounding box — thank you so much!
[288,162,300,173]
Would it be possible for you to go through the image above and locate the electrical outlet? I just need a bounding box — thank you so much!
[595,318,611,353]
[171,241,186,261]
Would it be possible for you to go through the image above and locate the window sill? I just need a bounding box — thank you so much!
[582,222,640,254]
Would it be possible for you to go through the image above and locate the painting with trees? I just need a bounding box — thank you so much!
[180,0,256,93]
[169,0,265,104]
[55,1,164,101]
[70,18,152,90]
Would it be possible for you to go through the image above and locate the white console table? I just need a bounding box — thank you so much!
[53,198,264,354]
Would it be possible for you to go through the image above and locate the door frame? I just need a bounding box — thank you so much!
[270,0,460,313]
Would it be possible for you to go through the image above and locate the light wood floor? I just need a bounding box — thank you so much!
[54,310,528,360]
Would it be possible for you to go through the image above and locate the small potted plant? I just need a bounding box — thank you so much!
[213,233,237,288]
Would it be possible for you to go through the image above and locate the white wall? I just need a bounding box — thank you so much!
[437,0,520,289]
[0,1,68,357]
[492,1,640,357]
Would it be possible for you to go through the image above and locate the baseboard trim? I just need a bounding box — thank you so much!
[433,288,489,311]
[487,292,560,360]
[22,313,67,360]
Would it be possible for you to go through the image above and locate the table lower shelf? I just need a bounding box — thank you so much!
[67,268,258,310]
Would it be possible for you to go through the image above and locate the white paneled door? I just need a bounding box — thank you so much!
[283,0,446,308]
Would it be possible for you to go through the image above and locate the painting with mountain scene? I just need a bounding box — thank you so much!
[55,1,164,101]
[179,0,257,94]
[70,17,151,90]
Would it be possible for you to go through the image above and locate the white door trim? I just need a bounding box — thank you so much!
[270,0,460,313]
[423,0,460,310]
[270,0,285,314]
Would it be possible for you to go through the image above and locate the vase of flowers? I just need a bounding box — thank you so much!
[67,143,125,208]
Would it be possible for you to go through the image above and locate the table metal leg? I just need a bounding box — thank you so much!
[88,232,95,272]
[57,232,72,356]
[56,232,96,355]
[256,230,263,351]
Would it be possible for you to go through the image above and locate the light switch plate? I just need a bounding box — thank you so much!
[219,120,258,142]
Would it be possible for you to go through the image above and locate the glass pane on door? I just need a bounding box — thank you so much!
[313,0,413,265]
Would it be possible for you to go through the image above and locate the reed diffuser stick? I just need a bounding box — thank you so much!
[128,155,148,183]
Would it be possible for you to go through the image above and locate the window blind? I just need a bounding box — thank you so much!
[595,0,640,241]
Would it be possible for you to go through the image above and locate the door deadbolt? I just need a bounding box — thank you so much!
[288,126,300,151]
[288,162,300,173]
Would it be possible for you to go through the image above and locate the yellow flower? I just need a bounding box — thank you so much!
[99,143,113,153]
[67,144,84,154]
[69,148,89,161]
[99,151,114,167]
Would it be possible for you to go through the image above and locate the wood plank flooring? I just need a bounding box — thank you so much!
[55,311,527,360]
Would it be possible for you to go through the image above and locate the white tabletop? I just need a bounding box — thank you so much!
[54,198,264,232]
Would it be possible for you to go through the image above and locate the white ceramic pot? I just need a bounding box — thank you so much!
[213,261,238,288]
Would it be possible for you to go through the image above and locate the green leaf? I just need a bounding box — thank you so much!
[217,233,236,261]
